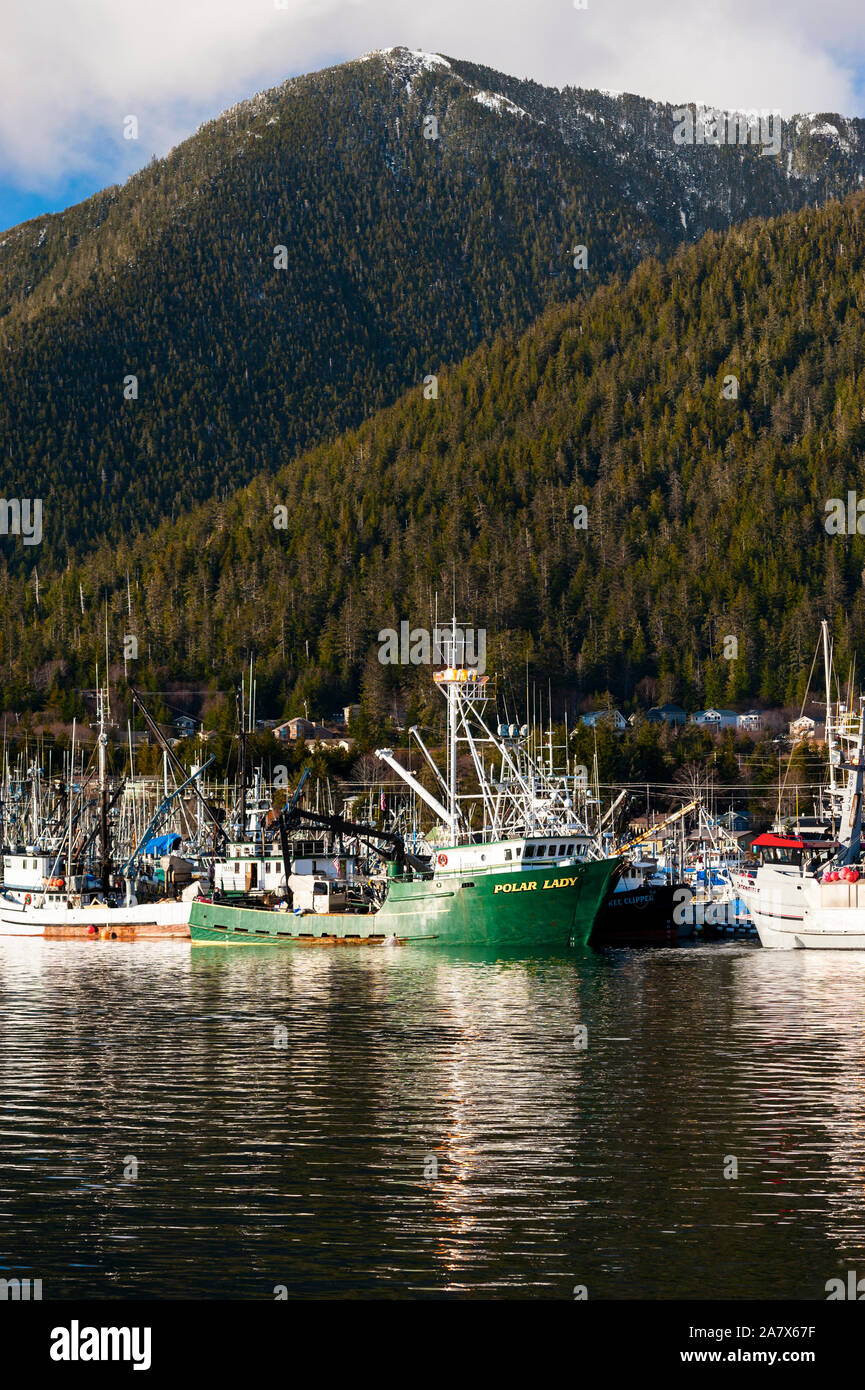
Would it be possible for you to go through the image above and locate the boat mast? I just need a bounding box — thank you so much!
[836,697,865,865]
[66,720,76,895]
[96,668,112,893]
[443,615,460,843]
[447,682,459,844]
[822,619,837,826]
[236,682,247,838]
[29,758,39,846]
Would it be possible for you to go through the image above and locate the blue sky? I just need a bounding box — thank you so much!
[2,1,864,234]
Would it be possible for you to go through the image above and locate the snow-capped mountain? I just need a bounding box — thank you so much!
[0,45,863,568]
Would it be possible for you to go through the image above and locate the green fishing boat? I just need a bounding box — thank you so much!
[189,838,621,947]
[191,645,620,948]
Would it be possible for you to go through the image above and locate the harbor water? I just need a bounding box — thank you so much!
[2,937,865,1300]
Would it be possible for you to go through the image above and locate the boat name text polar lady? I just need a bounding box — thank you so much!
[494,876,581,894]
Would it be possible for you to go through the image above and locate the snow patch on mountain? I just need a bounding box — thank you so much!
[796,114,840,138]
[367,47,452,74]
[368,47,541,127]
[792,112,861,155]
[473,90,534,121]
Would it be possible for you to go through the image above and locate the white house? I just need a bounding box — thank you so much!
[581,709,627,732]
[691,708,738,729]
[789,715,817,742]
[737,710,763,732]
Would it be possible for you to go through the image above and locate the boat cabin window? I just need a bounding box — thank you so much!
[313,882,328,895]
[524,846,534,858]
[504,849,512,861]
[812,849,834,865]
[760,847,802,866]
[558,845,566,857]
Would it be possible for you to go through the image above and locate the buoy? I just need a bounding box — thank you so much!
[851,870,860,883]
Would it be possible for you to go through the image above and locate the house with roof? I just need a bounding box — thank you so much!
[737,710,763,732]
[645,703,687,726]
[581,708,627,732]
[789,714,820,742]
[274,717,332,742]
[690,708,738,729]
[273,717,354,750]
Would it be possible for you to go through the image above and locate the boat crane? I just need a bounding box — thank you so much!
[119,756,216,887]
[617,799,700,855]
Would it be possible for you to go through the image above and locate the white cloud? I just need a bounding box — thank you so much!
[1,0,863,191]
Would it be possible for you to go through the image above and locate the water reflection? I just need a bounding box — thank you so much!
[2,938,865,1298]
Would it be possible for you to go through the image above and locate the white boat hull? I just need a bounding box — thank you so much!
[0,910,46,937]
[755,916,865,949]
[756,876,865,949]
[0,895,194,936]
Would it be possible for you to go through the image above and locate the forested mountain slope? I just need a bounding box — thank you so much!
[4,192,865,718]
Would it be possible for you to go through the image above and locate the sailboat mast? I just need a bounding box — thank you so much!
[97,671,112,892]
[66,720,76,894]
[822,620,837,810]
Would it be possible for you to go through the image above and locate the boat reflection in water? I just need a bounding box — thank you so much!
[6,933,865,1298]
